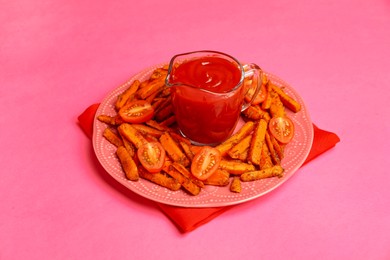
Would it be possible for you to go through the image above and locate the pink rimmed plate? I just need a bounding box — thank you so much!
[92,64,313,207]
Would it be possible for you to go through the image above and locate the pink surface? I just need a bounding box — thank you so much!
[1,0,389,259]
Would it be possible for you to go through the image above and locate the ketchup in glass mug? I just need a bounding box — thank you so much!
[166,51,263,145]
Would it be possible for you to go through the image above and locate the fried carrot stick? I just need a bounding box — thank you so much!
[166,165,201,196]
[271,83,301,113]
[116,146,139,181]
[159,132,190,167]
[171,162,204,188]
[118,123,148,149]
[138,167,181,191]
[219,159,256,175]
[137,77,166,100]
[230,177,242,193]
[269,91,286,118]
[265,131,281,165]
[203,169,230,186]
[259,140,274,169]
[242,105,271,121]
[248,119,267,165]
[115,80,140,111]
[97,114,123,126]
[227,134,252,160]
[240,165,284,181]
[102,127,123,147]
[132,124,163,138]
[216,121,255,156]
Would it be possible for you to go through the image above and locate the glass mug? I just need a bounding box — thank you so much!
[165,50,263,145]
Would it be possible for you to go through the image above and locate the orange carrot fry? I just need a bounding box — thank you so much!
[216,121,255,156]
[115,80,140,110]
[132,124,163,138]
[228,134,252,159]
[149,68,168,81]
[145,119,170,132]
[219,159,256,175]
[97,115,123,126]
[116,146,139,181]
[269,91,286,118]
[271,83,301,113]
[155,104,173,122]
[159,132,190,166]
[117,123,148,149]
[240,165,284,181]
[103,127,123,147]
[204,169,230,186]
[265,131,281,165]
[171,162,204,188]
[267,130,284,160]
[230,176,242,193]
[166,166,201,196]
[160,115,176,127]
[248,119,267,165]
[242,105,271,121]
[261,81,273,110]
[260,140,274,169]
[137,77,166,100]
[139,167,181,191]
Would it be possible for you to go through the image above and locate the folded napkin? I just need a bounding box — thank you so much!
[78,103,340,232]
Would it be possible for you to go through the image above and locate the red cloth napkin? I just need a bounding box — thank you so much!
[78,103,340,232]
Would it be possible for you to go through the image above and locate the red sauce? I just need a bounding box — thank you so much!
[170,56,244,144]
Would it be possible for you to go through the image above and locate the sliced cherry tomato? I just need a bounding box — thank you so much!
[191,146,221,180]
[269,116,295,144]
[137,142,166,173]
[244,80,267,105]
[119,100,154,123]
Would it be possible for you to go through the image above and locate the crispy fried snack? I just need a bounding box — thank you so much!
[240,165,284,181]
[265,131,281,165]
[248,119,267,165]
[216,121,255,156]
[154,104,173,122]
[230,177,242,193]
[259,141,274,169]
[118,123,148,149]
[203,169,230,186]
[115,80,140,111]
[242,105,270,121]
[271,83,301,113]
[171,162,204,188]
[228,134,252,160]
[102,128,123,147]
[136,77,166,100]
[131,124,163,138]
[97,115,123,126]
[261,81,273,110]
[166,165,201,196]
[116,146,139,181]
[219,159,256,175]
[269,90,286,118]
[139,167,181,191]
[159,132,190,167]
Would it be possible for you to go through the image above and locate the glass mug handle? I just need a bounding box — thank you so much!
[241,63,264,112]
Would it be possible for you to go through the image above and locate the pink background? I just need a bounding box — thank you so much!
[1,0,389,259]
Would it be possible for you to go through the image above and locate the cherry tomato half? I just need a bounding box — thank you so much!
[137,142,166,173]
[269,116,295,144]
[244,80,267,105]
[191,146,222,180]
[119,100,154,124]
